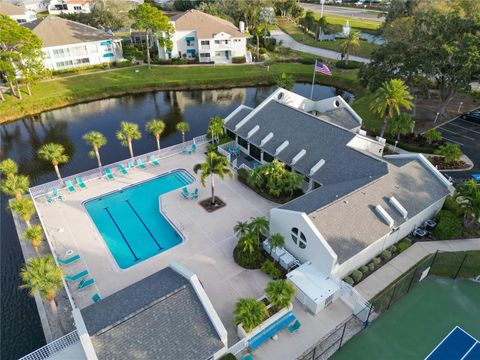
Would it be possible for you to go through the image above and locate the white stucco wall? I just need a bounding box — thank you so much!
[9,11,37,23]
[49,0,92,14]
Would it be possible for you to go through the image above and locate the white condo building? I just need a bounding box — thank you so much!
[157,9,249,64]
[0,2,37,23]
[23,16,123,71]
[48,0,93,14]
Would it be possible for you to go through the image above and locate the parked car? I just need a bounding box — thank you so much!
[355,0,365,6]
[460,110,480,123]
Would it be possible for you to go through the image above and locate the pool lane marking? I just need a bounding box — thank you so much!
[125,200,163,250]
[104,207,140,261]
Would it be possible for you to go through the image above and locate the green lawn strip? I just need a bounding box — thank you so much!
[430,250,480,278]
[0,63,360,122]
[323,14,382,31]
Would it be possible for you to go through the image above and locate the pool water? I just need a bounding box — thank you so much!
[84,169,194,269]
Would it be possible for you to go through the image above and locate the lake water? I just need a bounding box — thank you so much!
[0,83,352,359]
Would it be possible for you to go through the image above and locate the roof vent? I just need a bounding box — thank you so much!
[274,140,289,156]
[375,205,394,227]
[291,149,306,165]
[260,132,274,147]
[309,159,325,176]
[247,125,259,139]
[389,196,408,219]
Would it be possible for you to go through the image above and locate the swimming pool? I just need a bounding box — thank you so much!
[84,169,194,269]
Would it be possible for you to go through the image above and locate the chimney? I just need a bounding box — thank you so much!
[239,21,245,33]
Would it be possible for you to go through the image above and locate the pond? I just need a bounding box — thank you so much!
[0,83,353,359]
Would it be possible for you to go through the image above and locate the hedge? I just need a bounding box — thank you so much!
[344,276,354,286]
[373,257,381,266]
[232,56,247,64]
[336,60,362,69]
[397,238,412,253]
[359,265,369,274]
[233,246,264,269]
[381,250,392,261]
[434,212,462,240]
[261,260,282,279]
[443,196,465,217]
[351,270,363,283]
[367,262,375,271]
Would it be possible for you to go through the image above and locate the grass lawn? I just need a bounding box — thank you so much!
[0,63,360,123]
[277,18,379,58]
[323,14,382,31]
[350,92,382,133]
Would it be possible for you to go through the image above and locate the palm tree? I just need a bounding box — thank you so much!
[116,122,142,159]
[176,121,190,144]
[83,131,107,167]
[370,79,414,138]
[340,30,360,64]
[249,216,269,239]
[38,143,69,180]
[10,197,36,227]
[234,297,268,333]
[193,152,233,205]
[265,280,296,311]
[146,119,166,152]
[0,158,18,179]
[1,174,30,199]
[269,233,285,261]
[20,256,65,333]
[436,143,462,164]
[234,221,250,238]
[425,128,442,145]
[386,112,414,140]
[239,233,257,254]
[207,116,224,144]
[23,225,44,256]
[456,180,480,228]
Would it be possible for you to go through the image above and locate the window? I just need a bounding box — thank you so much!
[56,60,73,68]
[226,129,235,139]
[73,58,89,65]
[73,5,81,10]
[263,151,274,163]
[52,48,69,58]
[201,40,210,45]
[237,136,248,149]
[16,19,26,24]
[186,40,193,46]
[291,228,307,249]
[200,53,210,58]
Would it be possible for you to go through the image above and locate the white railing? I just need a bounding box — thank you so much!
[340,281,372,322]
[239,163,252,172]
[29,135,209,198]
[217,144,231,164]
[19,331,80,360]
[227,338,249,355]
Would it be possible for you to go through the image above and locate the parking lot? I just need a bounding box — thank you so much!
[436,112,480,182]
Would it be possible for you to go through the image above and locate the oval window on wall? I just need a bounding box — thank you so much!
[291,227,299,244]
[291,227,306,249]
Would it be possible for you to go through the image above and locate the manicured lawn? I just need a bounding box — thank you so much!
[350,92,382,133]
[277,19,379,58]
[0,63,360,122]
[323,14,382,31]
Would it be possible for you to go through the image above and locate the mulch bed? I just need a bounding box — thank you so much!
[198,196,226,212]
[428,156,469,170]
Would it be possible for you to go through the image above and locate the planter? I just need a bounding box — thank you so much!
[237,302,293,339]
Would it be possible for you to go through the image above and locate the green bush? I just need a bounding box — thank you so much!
[219,354,236,360]
[359,265,369,274]
[344,276,354,286]
[388,245,397,253]
[233,246,264,269]
[381,250,392,261]
[397,238,412,253]
[373,257,381,266]
[434,213,462,240]
[123,44,144,61]
[437,210,456,220]
[261,260,282,279]
[443,196,465,217]
[351,270,363,283]
[368,262,375,271]
[172,58,188,65]
[237,167,249,181]
[232,56,247,64]
[259,47,267,54]
[336,60,362,69]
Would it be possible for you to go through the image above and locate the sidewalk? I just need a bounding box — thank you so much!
[270,29,370,64]
[355,238,480,300]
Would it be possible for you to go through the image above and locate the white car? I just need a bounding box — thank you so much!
[355,0,365,5]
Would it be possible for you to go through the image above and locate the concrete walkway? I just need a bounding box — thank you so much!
[355,238,480,300]
[270,29,370,64]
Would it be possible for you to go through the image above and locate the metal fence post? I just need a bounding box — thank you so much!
[312,346,316,360]
[429,250,439,273]
[454,253,468,279]
[406,266,419,293]
[338,322,348,349]
[365,303,374,328]
[386,284,397,310]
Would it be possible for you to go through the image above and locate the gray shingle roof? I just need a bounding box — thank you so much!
[318,108,360,130]
[81,267,223,360]
[225,106,253,131]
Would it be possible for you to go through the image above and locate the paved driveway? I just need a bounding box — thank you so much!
[436,111,480,182]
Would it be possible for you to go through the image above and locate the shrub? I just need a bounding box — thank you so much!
[123,44,144,61]
[266,280,296,310]
[233,246,264,269]
[381,250,392,261]
[351,270,363,283]
[234,297,268,332]
[435,143,462,164]
[437,210,457,221]
[261,260,282,279]
[373,257,381,266]
[237,167,249,181]
[344,276,354,286]
[232,56,246,64]
[259,47,267,54]
[172,58,188,65]
[397,238,412,253]
[359,265,369,274]
[262,37,277,51]
[220,354,237,360]
[336,60,362,69]
[434,214,462,240]
[368,262,375,271]
[388,245,397,253]
[443,196,465,217]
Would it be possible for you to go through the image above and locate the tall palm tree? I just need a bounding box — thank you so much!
[370,79,414,138]
[0,174,30,199]
[234,297,268,333]
[269,233,285,262]
[239,233,257,254]
[146,119,166,152]
[38,143,69,180]
[386,112,414,140]
[23,225,44,256]
[193,152,233,205]
[249,216,269,239]
[207,116,224,144]
[234,221,250,238]
[0,158,18,179]
[340,30,360,64]
[20,256,65,333]
[10,197,36,227]
[116,122,142,159]
[176,121,190,144]
[83,131,107,167]
[265,280,296,311]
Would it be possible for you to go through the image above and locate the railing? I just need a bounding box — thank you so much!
[19,331,80,360]
[217,143,232,164]
[29,135,209,198]
[228,338,249,355]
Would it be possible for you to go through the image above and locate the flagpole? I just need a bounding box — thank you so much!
[310,59,316,99]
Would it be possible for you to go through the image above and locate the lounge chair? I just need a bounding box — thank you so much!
[127,161,136,170]
[44,195,55,205]
[288,320,301,334]
[78,278,95,290]
[136,159,147,169]
[76,177,87,190]
[150,155,160,166]
[188,143,197,154]
[190,188,199,200]
[65,270,88,282]
[65,180,75,193]
[118,164,128,175]
[241,354,253,360]
[105,168,114,180]
[57,254,80,265]
[51,188,64,200]
[92,293,101,303]
[181,187,190,199]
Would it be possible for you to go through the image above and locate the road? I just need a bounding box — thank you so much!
[300,3,385,22]
[270,29,370,63]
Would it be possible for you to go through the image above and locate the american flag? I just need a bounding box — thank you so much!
[315,60,332,76]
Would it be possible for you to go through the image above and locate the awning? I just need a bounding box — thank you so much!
[185,36,195,41]
[103,53,114,58]
[186,49,196,54]
[100,40,112,45]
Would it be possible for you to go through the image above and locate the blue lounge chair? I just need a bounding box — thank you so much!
[105,168,114,180]
[181,187,190,199]
[127,161,136,170]
[44,195,55,204]
[288,320,301,334]
[57,254,80,265]
[136,159,147,169]
[241,355,253,360]
[51,188,64,200]
[190,188,199,200]
[92,293,101,303]
[65,270,88,282]
[78,278,95,290]
[150,155,160,166]
[76,177,87,190]
[65,180,75,193]
[188,143,197,154]
[118,164,128,175]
